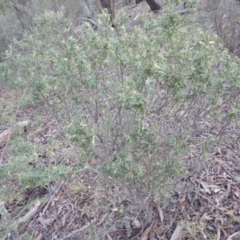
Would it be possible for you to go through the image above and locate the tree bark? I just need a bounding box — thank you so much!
[145,0,161,12]
[80,0,92,19]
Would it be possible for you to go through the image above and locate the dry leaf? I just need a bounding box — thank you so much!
[157,206,164,223]
[201,214,214,222]
[132,218,141,228]
[180,195,189,207]
[0,128,12,148]
[224,210,235,216]
[97,213,108,226]
[141,223,153,240]
[62,213,70,227]
[195,179,211,194]
[215,192,228,205]
[36,233,43,240]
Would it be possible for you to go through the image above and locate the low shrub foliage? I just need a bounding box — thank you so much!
[1,8,240,200]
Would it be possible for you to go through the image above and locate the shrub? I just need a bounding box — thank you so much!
[203,0,240,55]
[1,8,240,202]
[0,0,99,61]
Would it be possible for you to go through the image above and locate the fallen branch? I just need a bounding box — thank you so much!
[227,231,240,240]
[0,128,12,149]
[18,200,41,224]
[4,200,42,240]
[0,120,31,149]
[170,220,185,240]
[41,181,64,215]
[0,201,10,221]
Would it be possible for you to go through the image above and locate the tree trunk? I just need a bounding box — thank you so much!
[80,0,92,19]
[145,0,161,12]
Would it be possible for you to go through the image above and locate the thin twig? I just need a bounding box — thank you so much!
[18,200,41,223]
[59,220,96,240]
[227,231,240,240]
[193,190,218,208]
[42,181,64,215]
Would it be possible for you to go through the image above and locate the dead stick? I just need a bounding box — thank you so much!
[227,231,240,240]
[170,220,185,240]
[59,220,96,240]
[42,181,64,215]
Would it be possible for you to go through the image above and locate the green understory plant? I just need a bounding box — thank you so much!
[1,8,240,203]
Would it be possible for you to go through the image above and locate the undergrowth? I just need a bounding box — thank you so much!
[1,7,240,208]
